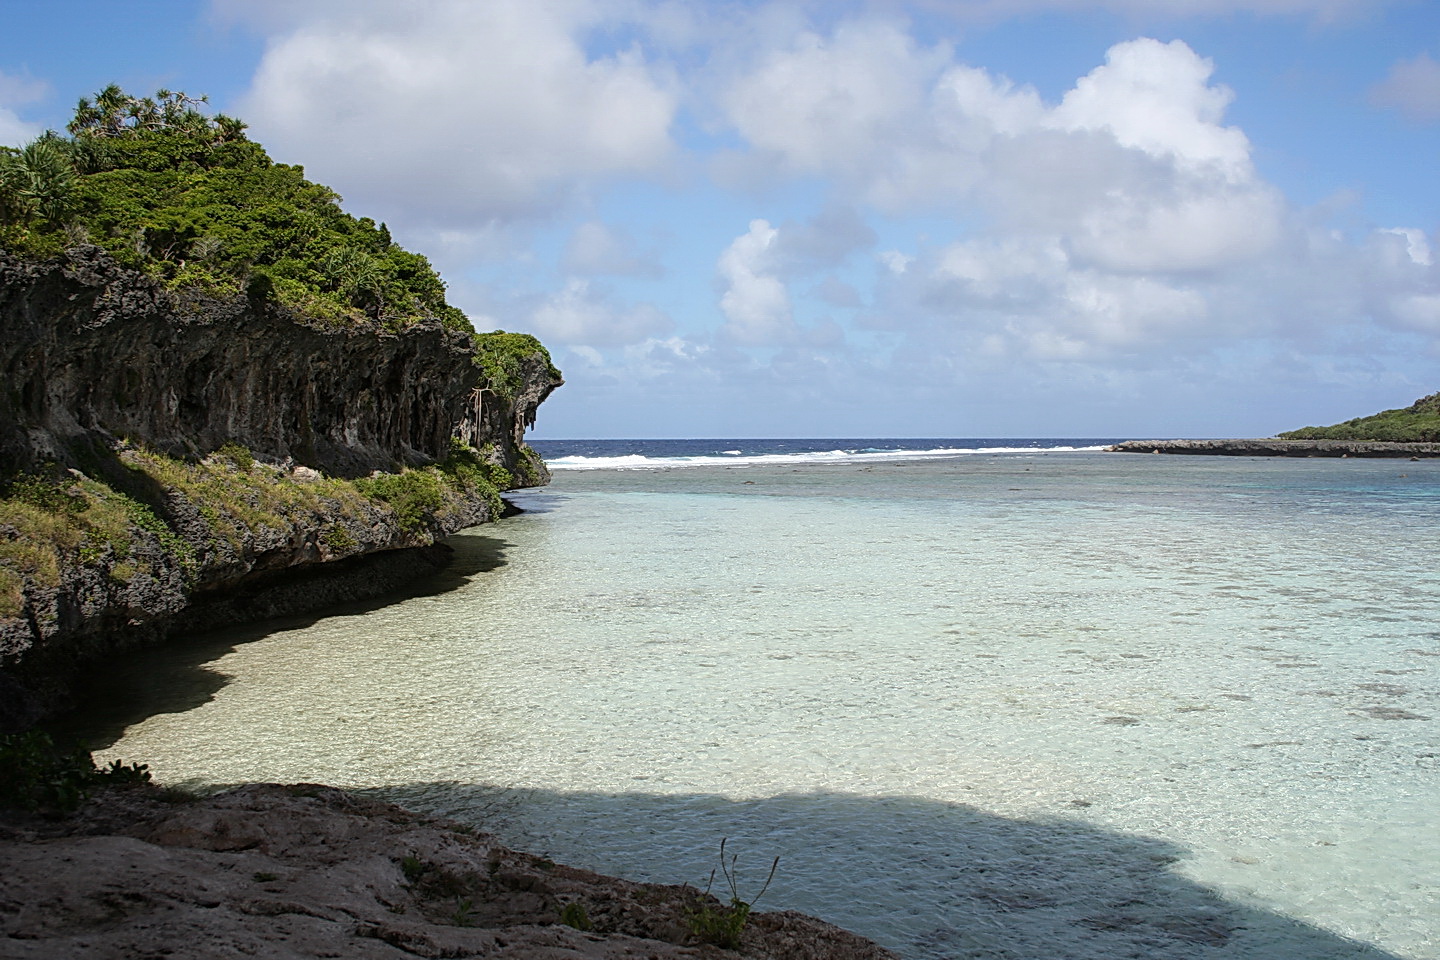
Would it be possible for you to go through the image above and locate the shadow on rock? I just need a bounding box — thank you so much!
[354,783,1407,960]
[50,532,511,750]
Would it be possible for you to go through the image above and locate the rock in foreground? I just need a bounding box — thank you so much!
[0,783,896,960]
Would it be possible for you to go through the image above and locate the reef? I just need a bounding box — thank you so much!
[1107,438,1440,458]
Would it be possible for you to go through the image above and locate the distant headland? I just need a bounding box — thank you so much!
[1111,391,1440,458]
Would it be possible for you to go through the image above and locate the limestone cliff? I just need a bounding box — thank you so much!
[0,246,562,728]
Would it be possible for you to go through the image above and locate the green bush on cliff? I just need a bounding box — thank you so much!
[1280,392,1440,442]
[471,332,560,401]
[0,438,525,622]
[0,85,467,330]
[355,470,446,531]
[0,467,188,616]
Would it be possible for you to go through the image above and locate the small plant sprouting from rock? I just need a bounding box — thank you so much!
[686,838,779,950]
[559,900,593,931]
[400,854,425,884]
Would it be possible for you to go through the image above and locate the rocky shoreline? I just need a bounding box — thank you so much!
[1107,438,1440,458]
[0,247,561,729]
[0,782,896,960]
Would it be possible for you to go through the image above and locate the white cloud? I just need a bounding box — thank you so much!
[1371,53,1440,123]
[1390,294,1440,332]
[529,278,675,347]
[564,221,665,278]
[717,219,795,345]
[767,205,878,276]
[896,0,1388,23]
[235,0,677,225]
[0,70,47,147]
[1047,39,1251,179]
[718,21,950,188]
[1066,183,1282,273]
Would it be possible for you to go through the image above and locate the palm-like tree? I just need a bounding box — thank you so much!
[0,136,77,227]
[320,246,389,317]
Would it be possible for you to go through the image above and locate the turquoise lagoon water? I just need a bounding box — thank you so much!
[92,444,1438,959]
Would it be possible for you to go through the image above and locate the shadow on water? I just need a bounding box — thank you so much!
[354,783,1409,960]
[50,533,512,750]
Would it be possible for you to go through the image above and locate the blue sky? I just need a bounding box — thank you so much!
[2,0,1438,438]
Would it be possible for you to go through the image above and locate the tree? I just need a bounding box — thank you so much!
[0,136,78,227]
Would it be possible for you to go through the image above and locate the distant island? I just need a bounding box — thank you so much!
[1111,391,1440,457]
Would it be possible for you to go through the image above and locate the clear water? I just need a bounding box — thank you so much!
[88,446,1439,960]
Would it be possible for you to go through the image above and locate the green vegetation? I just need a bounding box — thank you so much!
[0,85,467,330]
[0,463,195,617]
[0,730,150,813]
[686,839,779,950]
[1280,392,1440,442]
[559,901,593,931]
[0,439,519,620]
[472,332,561,401]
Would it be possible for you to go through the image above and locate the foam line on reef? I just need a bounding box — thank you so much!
[547,445,1109,470]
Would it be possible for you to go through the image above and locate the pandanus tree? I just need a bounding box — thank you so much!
[0,136,78,228]
[68,84,247,146]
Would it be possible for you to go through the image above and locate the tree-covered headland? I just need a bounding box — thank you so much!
[0,88,561,635]
[0,85,466,329]
[1279,392,1440,443]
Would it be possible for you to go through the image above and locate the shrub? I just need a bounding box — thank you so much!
[686,839,779,950]
[0,730,150,813]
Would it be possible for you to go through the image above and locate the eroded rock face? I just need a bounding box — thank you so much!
[0,246,557,478]
[0,784,898,960]
[0,247,562,726]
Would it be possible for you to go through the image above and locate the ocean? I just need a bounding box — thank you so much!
[87,440,1438,960]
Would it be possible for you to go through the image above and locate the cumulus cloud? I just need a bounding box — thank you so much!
[1047,39,1251,178]
[717,219,795,345]
[234,0,676,225]
[1371,53,1440,123]
[717,21,951,192]
[716,29,1302,364]
[529,278,675,347]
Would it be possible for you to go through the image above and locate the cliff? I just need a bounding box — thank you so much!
[0,246,562,728]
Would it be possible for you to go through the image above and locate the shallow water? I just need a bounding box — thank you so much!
[92,451,1439,959]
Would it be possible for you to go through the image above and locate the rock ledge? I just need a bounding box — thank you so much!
[0,783,895,960]
[1107,439,1440,458]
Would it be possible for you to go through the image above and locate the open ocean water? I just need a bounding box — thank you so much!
[87,440,1438,960]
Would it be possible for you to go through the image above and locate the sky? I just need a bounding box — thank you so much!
[2,0,1438,439]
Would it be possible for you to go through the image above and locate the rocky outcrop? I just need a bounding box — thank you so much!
[1107,439,1440,458]
[0,783,896,960]
[0,247,563,727]
[0,246,557,477]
